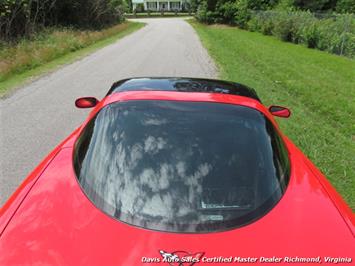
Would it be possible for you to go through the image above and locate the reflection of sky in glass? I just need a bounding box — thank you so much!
[76,101,289,232]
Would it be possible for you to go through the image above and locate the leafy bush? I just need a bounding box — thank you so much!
[336,0,355,13]
[216,1,238,24]
[247,12,274,34]
[270,11,295,41]
[314,14,355,56]
[196,1,216,24]
[234,0,251,28]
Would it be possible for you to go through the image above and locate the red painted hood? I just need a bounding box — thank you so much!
[0,144,354,266]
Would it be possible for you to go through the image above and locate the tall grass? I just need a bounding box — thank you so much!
[247,11,355,58]
[0,22,132,83]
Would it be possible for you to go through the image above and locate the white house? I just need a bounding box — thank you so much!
[132,0,190,11]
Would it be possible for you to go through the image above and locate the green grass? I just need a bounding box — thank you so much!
[189,20,355,209]
[0,21,145,97]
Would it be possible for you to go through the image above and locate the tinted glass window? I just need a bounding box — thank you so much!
[74,101,289,233]
[107,78,261,102]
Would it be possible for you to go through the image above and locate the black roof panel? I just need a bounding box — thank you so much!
[107,77,261,102]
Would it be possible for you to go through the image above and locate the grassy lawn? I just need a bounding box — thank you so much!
[190,20,355,209]
[0,21,145,97]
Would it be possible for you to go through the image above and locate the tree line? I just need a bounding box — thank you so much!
[192,0,354,24]
[0,0,126,41]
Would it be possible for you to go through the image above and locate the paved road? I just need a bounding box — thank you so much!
[0,18,217,206]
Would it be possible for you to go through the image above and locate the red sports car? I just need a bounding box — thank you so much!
[1,78,354,265]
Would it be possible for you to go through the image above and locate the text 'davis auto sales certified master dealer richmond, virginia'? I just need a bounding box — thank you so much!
[141,251,353,265]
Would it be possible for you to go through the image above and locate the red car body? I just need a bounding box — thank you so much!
[1,78,354,266]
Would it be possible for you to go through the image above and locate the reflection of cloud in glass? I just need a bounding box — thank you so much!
[144,136,167,154]
[135,161,211,220]
[141,194,173,218]
[143,118,168,126]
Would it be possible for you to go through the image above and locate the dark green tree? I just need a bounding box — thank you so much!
[336,0,355,13]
